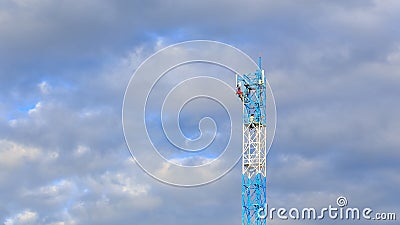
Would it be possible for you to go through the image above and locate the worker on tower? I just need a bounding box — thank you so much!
[249,114,255,129]
[236,85,243,101]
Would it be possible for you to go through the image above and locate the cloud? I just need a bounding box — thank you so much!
[0,1,399,225]
[0,139,41,168]
[4,210,39,225]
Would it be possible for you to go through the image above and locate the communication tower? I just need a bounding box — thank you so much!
[236,57,267,225]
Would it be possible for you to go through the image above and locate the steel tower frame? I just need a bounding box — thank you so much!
[236,57,267,225]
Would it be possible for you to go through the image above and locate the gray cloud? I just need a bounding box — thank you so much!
[0,0,399,225]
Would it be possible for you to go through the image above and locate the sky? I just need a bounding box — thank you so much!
[0,0,399,224]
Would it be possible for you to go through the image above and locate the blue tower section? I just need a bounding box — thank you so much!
[236,57,267,225]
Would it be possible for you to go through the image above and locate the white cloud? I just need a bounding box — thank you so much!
[28,102,42,115]
[0,139,41,168]
[38,81,50,94]
[20,179,76,207]
[5,210,38,225]
[87,171,150,198]
[73,145,90,157]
